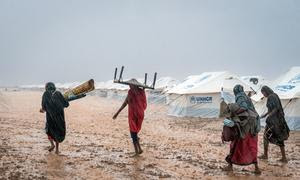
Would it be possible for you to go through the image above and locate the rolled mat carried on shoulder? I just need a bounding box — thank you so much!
[64,79,95,101]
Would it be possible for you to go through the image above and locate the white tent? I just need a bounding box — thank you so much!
[103,78,144,100]
[166,71,253,118]
[92,81,109,97]
[155,77,179,92]
[147,77,179,104]
[241,76,265,85]
[19,84,44,90]
[104,80,129,100]
[253,67,300,130]
[241,76,270,91]
[94,78,151,100]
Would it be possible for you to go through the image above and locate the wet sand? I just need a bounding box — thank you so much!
[0,90,300,179]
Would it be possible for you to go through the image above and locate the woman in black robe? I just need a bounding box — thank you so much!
[40,82,69,154]
[260,86,290,162]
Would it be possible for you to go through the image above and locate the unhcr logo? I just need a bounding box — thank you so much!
[190,96,213,104]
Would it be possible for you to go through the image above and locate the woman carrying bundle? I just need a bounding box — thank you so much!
[222,85,261,174]
[40,82,69,154]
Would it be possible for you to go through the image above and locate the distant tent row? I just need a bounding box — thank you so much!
[17,67,300,130]
[93,79,127,100]
[93,77,179,103]
[19,82,82,91]
[147,77,179,104]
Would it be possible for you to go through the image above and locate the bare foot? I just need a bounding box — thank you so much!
[130,152,140,158]
[48,146,55,152]
[55,150,59,155]
[258,155,268,160]
[138,150,143,154]
[221,165,233,172]
[254,168,262,175]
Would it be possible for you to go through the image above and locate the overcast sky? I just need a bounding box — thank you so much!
[0,0,299,86]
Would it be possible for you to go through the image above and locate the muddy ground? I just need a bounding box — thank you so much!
[0,90,300,179]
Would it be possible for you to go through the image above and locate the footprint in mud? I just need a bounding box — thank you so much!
[143,165,172,178]
[100,158,132,169]
[100,159,114,165]
[37,159,47,164]
[129,153,143,158]
[66,161,75,166]
[143,163,157,169]
[112,148,124,152]
[268,162,286,167]
[124,152,143,158]
[76,149,81,152]
[154,155,170,160]
[94,163,105,169]
[144,143,157,148]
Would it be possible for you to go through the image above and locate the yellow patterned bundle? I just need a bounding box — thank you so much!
[64,79,95,101]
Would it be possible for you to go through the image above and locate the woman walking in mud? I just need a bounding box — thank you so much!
[113,81,147,156]
[222,85,261,174]
[40,82,69,154]
[259,85,290,162]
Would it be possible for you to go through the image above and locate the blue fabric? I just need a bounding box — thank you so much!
[224,119,235,127]
[233,85,256,112]
[233,84,261,133]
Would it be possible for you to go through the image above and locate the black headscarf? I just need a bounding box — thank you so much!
[42,82,69,143]
[45,82,56,94]
[261,85,274,97]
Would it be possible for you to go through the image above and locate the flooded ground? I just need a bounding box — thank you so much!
[0,90,300,179]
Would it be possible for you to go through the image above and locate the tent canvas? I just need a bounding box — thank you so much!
[167,71,253,118]
[240,75,272,94]
[103,78,144,100]
[92,81,109,97]
[106,80,129,100]
[147,77,179,104]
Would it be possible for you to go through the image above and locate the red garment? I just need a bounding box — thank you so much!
[47,135,54,141]
[226,133,258,165]
[127,88,147,133]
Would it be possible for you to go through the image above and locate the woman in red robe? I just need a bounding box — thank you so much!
[113,83,147,155]
[222,85,261,174]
